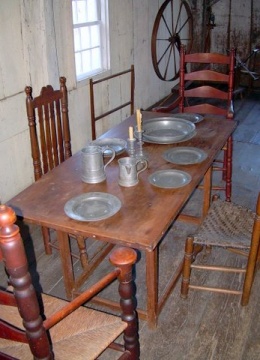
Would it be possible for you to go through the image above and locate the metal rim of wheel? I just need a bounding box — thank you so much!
[151,0,193,81]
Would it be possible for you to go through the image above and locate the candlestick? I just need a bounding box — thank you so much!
[127,138,136,157]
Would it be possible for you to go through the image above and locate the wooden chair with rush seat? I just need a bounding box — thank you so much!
[25,77,114,276]
[181,193,260,305]
[0,204,140,359]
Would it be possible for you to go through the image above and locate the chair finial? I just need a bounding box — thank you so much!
[0,205,16,228]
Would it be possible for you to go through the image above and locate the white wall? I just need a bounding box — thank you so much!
[0,0,174,203]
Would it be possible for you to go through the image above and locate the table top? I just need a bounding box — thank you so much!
[8,111,236,251]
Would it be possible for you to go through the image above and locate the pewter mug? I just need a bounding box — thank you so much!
[81,145,115,183]
[118,157,148,187]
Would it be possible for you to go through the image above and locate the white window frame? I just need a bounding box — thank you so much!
[72,0,110,81]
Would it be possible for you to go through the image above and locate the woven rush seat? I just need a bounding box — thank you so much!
[0,294,126,360]
[194,198,256,248]
[181,194,260,305]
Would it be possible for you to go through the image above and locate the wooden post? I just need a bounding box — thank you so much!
[110,247,140,359]
[0,205,53,359]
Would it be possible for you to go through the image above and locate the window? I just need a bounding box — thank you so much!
[72,0,110,81]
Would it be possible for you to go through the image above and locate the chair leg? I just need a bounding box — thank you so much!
[257,238,260,268]
[222,149,227,182]
[241,219,260,306]
[225,136,233,202]
[41,226,52,255]
[181,236,194,298]
[202,166,212,218]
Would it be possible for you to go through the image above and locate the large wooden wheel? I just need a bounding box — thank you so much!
[151,0,193,81]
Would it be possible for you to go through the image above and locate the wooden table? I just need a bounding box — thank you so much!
[8,111,236,328]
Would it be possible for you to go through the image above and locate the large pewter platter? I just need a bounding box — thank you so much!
[64,192,121,221]
[138,130,196,144]
[141,117,195,143]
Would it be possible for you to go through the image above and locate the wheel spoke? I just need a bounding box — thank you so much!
[163,46,173,79]
[174,1,182,34]
[157,42,172,66]
[170,0,174,35]
[161,14,173,37]
[180,37,192,42]
[176,16,191,35]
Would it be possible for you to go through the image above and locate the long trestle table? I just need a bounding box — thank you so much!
[8,111,236,328]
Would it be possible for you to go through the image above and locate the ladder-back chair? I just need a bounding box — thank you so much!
[179,45,236,201]
[90,65,135,140]
[25,77,113,273]
[0,204,140,359]
[181,193,260,305]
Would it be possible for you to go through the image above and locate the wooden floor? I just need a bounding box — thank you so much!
[1,92,260,359]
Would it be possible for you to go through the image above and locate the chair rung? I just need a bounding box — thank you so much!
[198,184,226,191]
[189,284,242,295]
[211,185,226,190]
[227,248,249,257]
[212,166,225,171]
[191,264,246,273]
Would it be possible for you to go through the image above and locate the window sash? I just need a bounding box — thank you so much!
[72,0,109,81]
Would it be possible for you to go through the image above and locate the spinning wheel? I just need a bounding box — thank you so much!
[151,0,193,81]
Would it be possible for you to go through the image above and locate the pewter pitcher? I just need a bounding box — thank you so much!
[118,157,148,187]
[81,145,115,183]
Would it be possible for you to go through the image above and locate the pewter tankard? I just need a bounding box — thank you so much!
[81,145,115,183]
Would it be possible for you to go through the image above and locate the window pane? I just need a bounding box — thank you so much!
[90,25,100,48]
[91,48,101,69]
[72,0,99,24]
[72,1,87,24]
[81,50,91,72]
[86,0,99,21]
[80,27,91,49]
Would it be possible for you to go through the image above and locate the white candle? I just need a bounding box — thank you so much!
[129,126,134,140]
[136,109,142,132]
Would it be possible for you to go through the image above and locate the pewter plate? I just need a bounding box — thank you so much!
[141,118,195,143]
[148,170,192,189]
[163,147,208,165]
[173,113,204,123]
[64,192,121,221]
[89,138,126,156]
